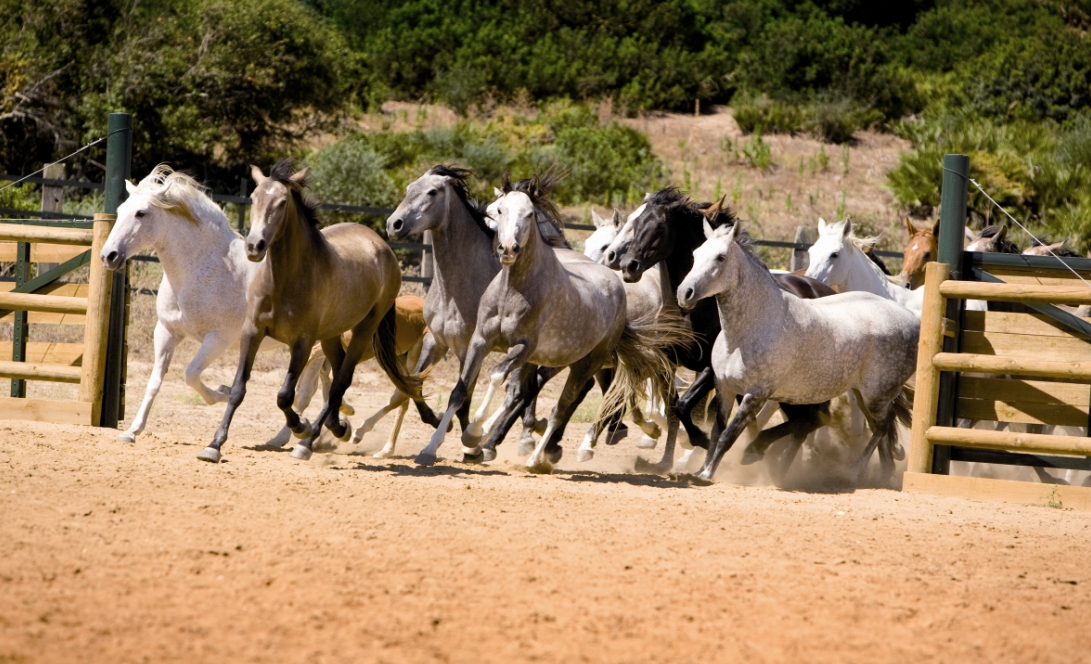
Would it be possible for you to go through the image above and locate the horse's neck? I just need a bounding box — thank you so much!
[267,207,321,288]
[716,246,788,343]
[153,208,240,291]
[845,246,918,307]
[506,229,559,288]
[657,260,681,311]
[663,219,703,291]
[429,199,499,302]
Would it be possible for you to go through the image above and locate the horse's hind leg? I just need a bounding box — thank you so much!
[527,357,600,470]
[292,331,368,460]
[696,392,769,481]
[276,340,319,439]
[673,367,716,450]
[644,387,681,474]
[120,321,180,443]
[266,349,325,448]
[516,368,559,455]
[199,331,264,463]
[374,399,411,459]
[183,331,234,405]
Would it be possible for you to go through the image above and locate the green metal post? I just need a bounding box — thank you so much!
[10,241,30,397]
[932,153,970,475]
[100,113,132,428]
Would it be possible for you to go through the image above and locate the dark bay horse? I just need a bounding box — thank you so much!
[197,160,422,463]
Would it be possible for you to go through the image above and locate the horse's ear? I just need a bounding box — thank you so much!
[818,218,828,235]
[932,218,941,236]
[841,219,853,238]
[1050,240,1067,252]
[723,220,741,242]
[964,226,977,243]
[611,208,623,229]
[493,187,504,199]
[996,225,1008,241]
[125,180,137,195]
[904,217,915,236]
[250,165,267,185]
[644,192,652,201]
[289,167,309,185]
[700,195,726,220]
[591,209,606,229]
[703,218,715,239]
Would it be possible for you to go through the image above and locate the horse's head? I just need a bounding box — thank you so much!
[102,164,202,270]
[677,219,740,309]
[247,161,309,262]
[584,208,622,264]
[605,190,679,282]
[1024,238,1079,257]
[805,218,856,288]
[388,166,481,241]
[898,217,939,289]
[966,224,1019,255]
[491,190,536,267]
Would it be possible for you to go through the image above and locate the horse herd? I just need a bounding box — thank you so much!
[100,160,1049,485]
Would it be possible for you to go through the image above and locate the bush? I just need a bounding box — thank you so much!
[733,95,803,135]
[802,95,883,144]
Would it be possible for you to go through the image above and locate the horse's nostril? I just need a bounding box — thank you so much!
[392,219,403,232]
[684,288,694,301]
[626,260,639,273]
[605,250,616,263]
[512,243,520,254]
[106,251,118,264]
[256,240,266,252]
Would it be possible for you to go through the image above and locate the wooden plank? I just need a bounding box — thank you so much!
[0,342,82,366]
[925,425,1091,455]
[940,280,1091,305]
[961,329,1091,363]
[986,265,1091,288]
[0,282,88,324]
[933,353,1091,380]
[0,225,92,245]
[0,291,87,314]
[962,310,1091,338]
[0,360,82,383]
[0,397,91,426]
[0,242,86,263]
[958,376,1090,406]
[80,214,114,426]
[955,397,1088,427]
[909,262,950,475]
[903,471,1091,512]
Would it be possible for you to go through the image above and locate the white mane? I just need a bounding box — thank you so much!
[134,164,230,229]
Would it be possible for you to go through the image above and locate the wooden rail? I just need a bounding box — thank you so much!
[940,280,1091,305]
[0,225,93,246]
[932,353,1091,380]
[926,426,1091,456]
[0,291,88,315]
[0,360,82,383]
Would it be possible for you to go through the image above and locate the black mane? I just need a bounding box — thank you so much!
[269,158,322,227]
[427,165,493,238]
[979,224,1021,254]
[648,187,738,230]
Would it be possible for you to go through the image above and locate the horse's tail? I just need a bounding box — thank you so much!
[599,309,696,426]
[373,304,426,401]
[893,386,914,429]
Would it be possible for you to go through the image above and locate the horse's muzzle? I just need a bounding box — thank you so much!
[101,249,126,271]
[246,239,267,262]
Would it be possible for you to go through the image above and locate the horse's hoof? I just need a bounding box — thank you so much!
[196,447,221,463]
[415,452,437,467]
[482,448,497,462]
[668,472,714,487]
[892,441,906,462]
[291,418,311,439]
[634,457,671,475]
[335,421,352,443]
[546,447,563,465]
[516,440,535,456]
[461,429,482,449]
[644,424,663,439]
[577,448,593,463]
[740,446,764,465]
[533,418,548,435]
[372,448,393,459]
[606,424,628,446]
[340,402,355,417]
[290,445,312,461]
[526,459,553,474]
[635,435,658,449]
[118,431,136,443]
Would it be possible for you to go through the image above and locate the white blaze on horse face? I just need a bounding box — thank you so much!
[494,191,535,267]
[603,203,645,267]
[805,221,850,287]
[584,224,619,264]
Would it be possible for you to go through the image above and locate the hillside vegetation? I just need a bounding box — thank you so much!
[3,0,1090,248]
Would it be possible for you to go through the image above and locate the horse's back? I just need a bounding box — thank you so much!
[319,222,400,293]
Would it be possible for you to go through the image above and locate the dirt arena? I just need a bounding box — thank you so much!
[2,354,1089,663]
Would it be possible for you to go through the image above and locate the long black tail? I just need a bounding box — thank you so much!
[373,305,425,401]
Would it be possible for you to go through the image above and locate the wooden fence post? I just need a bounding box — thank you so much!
[100,112,132,428]
[908,261,949,475]
[80,213,116,426]
[931,153,970,474]
[789,226,810,272]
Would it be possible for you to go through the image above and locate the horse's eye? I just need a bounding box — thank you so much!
[830,252,840,259]
[716,254,725,263]
[924,251,931,259]
[135,210,146,218]
[427,189,438,197]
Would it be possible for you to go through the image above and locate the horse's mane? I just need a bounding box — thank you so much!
[978,225,1021,253]
[501,166,570,249]
[427,165,494,238]
[269,158,321,227]
[134,164,223,227]
[841,223,892,275]
[649,187,738,230]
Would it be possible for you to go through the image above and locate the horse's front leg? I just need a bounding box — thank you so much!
[696,392,769,481]
[119,321,180,443]
[289,332,361,461]
[265,349,324,448]
[673,367,716,450]
[415,333,491,467]
[198,331,264,463]
[461,342,534,459]
[276,339,316,437]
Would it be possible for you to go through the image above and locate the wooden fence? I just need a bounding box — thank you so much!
[905,154,1091,511]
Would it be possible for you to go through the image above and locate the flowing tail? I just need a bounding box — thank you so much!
[893,386,914,429]
[373,305,426,401]
[598,310,697,427]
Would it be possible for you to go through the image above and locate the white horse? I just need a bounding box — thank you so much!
[806,218,924,315]
[100,165,347,444]
[677,220,919,483]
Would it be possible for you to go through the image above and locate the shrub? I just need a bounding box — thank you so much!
[732,95,803,135]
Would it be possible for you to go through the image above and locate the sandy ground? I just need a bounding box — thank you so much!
[2,355,1090,664]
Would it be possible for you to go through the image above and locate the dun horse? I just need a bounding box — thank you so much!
[197,160,421,463]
